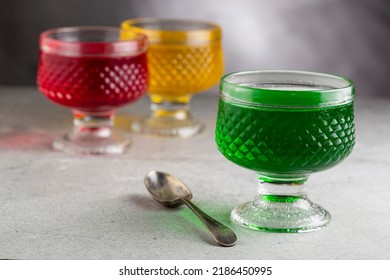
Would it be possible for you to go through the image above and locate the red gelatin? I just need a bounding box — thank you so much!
[38,52,148,113]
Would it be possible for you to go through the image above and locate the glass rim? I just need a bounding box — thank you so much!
[40,26,148,57]
[220,70,355,108]
[121,18,222,44]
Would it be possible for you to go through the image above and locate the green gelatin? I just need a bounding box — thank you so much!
[215,100,355,176]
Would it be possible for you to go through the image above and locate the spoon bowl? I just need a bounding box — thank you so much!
[144,171,192,207]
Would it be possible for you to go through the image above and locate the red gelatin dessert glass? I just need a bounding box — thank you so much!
[37,26,148,155]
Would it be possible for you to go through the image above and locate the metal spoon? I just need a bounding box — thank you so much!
[144,170,237,247]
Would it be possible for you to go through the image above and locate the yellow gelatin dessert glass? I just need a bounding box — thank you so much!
[121,18,223,137]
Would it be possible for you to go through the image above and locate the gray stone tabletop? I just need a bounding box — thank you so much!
[0,87,389,260]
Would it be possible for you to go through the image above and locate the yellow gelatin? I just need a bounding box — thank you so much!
[121,19,223,103]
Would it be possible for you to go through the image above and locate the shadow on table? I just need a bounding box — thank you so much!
[124,193,162,210]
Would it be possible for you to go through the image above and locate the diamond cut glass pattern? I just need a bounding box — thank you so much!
[121,19,223,137]
[38,55,148,111]
[148,42,223,95]
[37,26,148,155]
[215,70,355,232]
[216,103,355,174]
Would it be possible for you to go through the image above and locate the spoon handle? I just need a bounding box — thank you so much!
[181,198,237,247]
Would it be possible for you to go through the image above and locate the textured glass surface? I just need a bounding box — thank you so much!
[38,52,148,112]
[121,19,223,137]
[147,42,223,101]
[37,26,148,155]
[215,100,355,175]
[216,70,355,232]
[231,194,331,232]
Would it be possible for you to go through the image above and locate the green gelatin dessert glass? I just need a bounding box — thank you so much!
[215,70,355,232]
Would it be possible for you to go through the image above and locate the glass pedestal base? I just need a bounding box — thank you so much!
[231,195,331,232]
[231,178,331,232]
[53,111,131,155]
[53,129,130,155]
[131,114,204,138]
[131,98,204,138]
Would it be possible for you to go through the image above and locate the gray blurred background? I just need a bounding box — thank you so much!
[0,0,389,96]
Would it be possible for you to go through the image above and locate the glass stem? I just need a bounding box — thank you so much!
[72,110,114,139]
[258,179,307,198]
[150,95,192,120]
